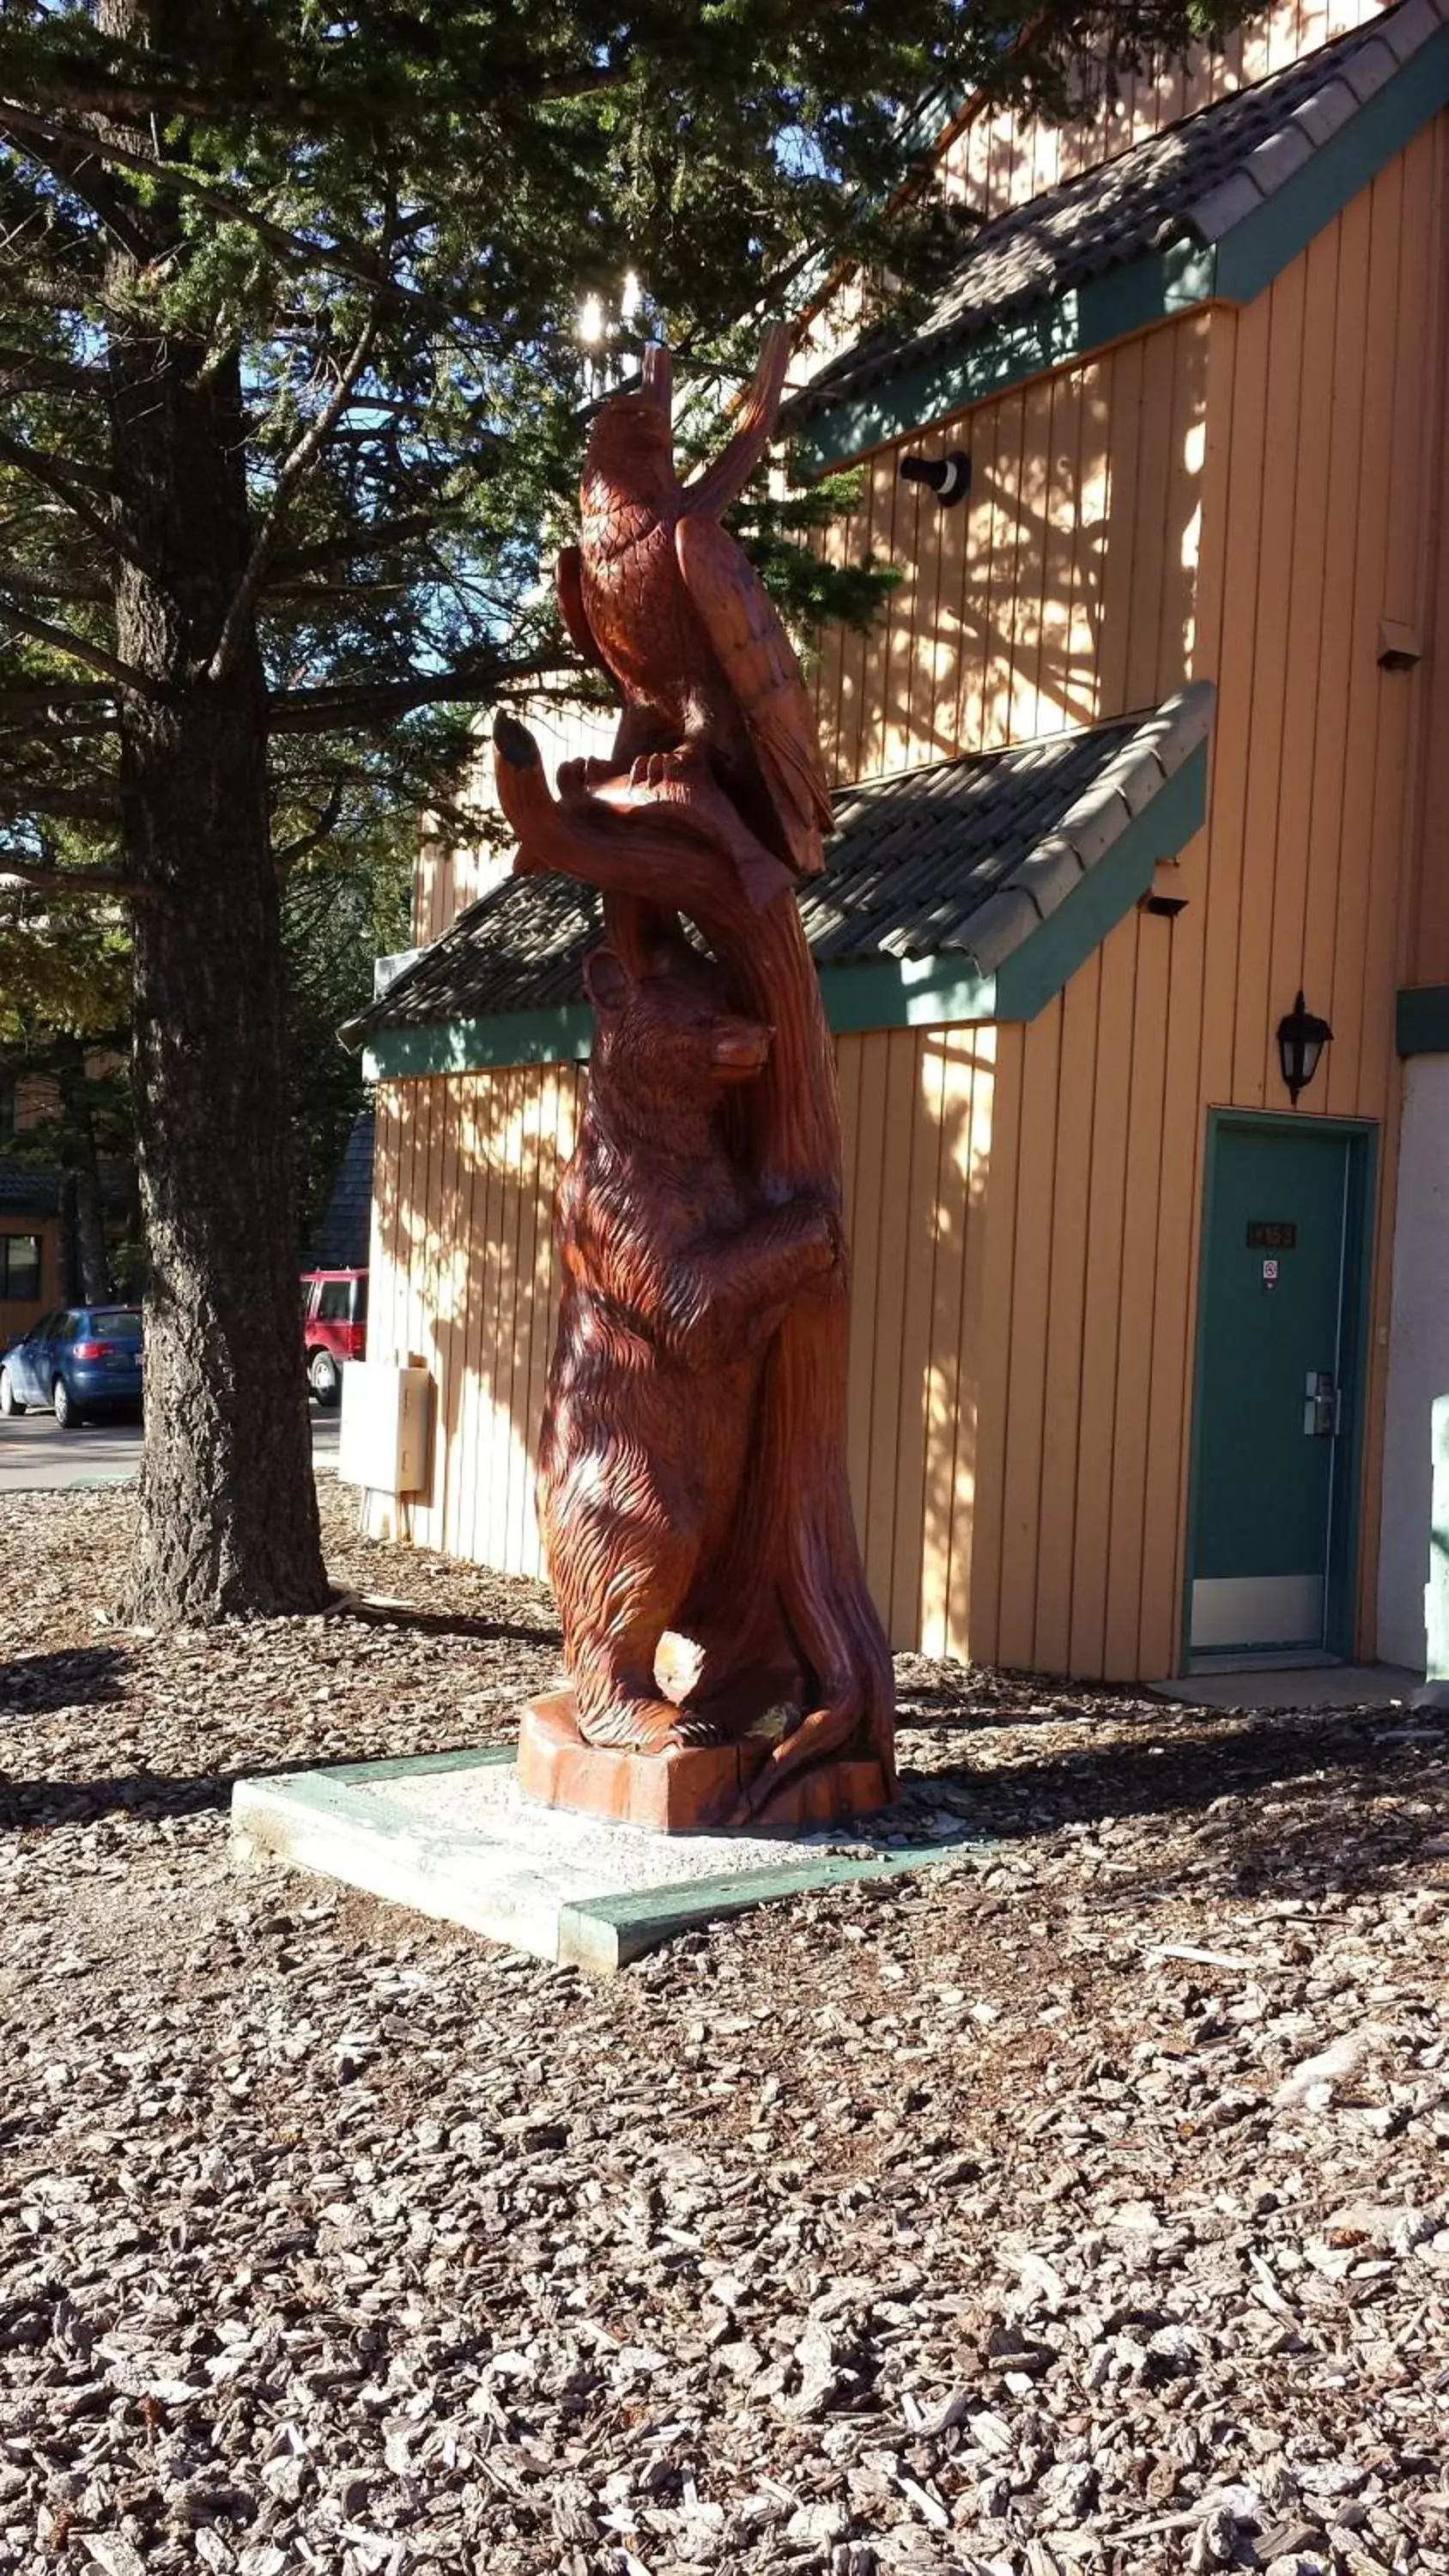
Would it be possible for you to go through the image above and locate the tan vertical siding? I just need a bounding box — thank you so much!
[362,1032,1000,1655]
[937,0,1386,222]
[373,116,1447,1687]
[814,319,1209,785]
[1410,255,1449,983]
[413,694,619,946]
[962,123,1449,1677]
[365,1065,579,1568]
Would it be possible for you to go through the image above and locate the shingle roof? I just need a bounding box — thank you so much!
[352,684,1213,1039]
[311,1108,375,1270]
[0,1162,59,1216]
[792,0,1447,422]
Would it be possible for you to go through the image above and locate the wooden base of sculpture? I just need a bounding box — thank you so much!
[518,1690,889,1834]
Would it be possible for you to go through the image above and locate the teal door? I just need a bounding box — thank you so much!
[1189,1118,1371,1659]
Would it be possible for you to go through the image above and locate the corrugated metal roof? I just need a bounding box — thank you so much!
[791,0,1446,423]
[353,685,1212,1039]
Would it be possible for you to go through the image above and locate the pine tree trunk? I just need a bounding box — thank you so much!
[107,324,327,1620]
[54,1039,111,1303]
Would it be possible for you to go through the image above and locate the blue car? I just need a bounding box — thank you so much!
[0,1303,142,1430]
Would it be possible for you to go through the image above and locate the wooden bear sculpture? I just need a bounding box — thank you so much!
[538,939,841,1753]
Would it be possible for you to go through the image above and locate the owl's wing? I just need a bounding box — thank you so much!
[556,544,613,677]
[674,511,832,877]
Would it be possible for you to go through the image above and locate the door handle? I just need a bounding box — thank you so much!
[1303,1370,1340,1437]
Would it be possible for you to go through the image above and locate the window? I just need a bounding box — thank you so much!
[317,1279,353,1321]
[88,1308,141,1339]
[1,1236,42,1302]
[352,1276,368,1325]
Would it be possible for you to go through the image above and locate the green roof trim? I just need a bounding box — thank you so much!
[797,239,1213,473]
[361,1000,591,1083]
[993,738,1206,1022]
[1397,984,1449,1057]
[361,737,1207,1079]
[797,26,1449,471]
[817,951,997,1031]
[1213,26,1449,307]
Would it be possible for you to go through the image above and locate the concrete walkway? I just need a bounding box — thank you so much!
[0,1408,340,1494]
[1150,1661,1424,1711]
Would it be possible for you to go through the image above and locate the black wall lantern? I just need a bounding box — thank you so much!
[1276,989,1332,1105]
[899,448,971,507]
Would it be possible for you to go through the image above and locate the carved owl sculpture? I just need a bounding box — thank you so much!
[557,332,832,879]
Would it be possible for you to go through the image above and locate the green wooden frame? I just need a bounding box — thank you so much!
[362,739,1207,1080]
[795,26,1449,472]
[1179,1109,1378,1674]
[1397,984,1449,1057]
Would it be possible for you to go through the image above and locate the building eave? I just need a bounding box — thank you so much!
[361,713,1211,1081]
[795,16,1449,472]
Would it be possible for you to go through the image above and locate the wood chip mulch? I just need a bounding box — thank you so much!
[2,1483,1446,2576]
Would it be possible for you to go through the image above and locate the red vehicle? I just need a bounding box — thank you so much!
[300,1267,367,1406]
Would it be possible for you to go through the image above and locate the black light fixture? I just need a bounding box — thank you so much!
[1276,989,1332,1105]
[899,448,971,507]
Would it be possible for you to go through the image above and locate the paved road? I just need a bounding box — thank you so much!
[0,1407,341,1495]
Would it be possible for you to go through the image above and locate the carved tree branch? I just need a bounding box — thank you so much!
[682,321,792,520]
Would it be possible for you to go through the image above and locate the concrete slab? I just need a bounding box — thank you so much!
[231,1747,978,1972]
[1149,1662,1423,1712]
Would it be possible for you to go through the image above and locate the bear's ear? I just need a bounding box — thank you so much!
[583,945,634,1014]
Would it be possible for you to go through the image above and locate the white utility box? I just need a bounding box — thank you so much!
[338,1359,432,1495]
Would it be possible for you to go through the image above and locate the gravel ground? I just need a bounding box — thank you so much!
[2,1484,1446,2576]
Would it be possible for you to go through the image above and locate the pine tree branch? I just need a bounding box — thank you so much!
[0,343,105,397]
[0,855,148,899]
[0,600,149,693]
[0,52,631,125]
[268,654,553,731]
[264,578,412,606]
[273,780,345,872]
[265,515,435,580]
[0,109,159,261]
[0,783,118,823]
[208,300,381,686]
[0,682,117,727]
[0,427,119,555]
[0,98,452,320]
[0,561,106,603]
